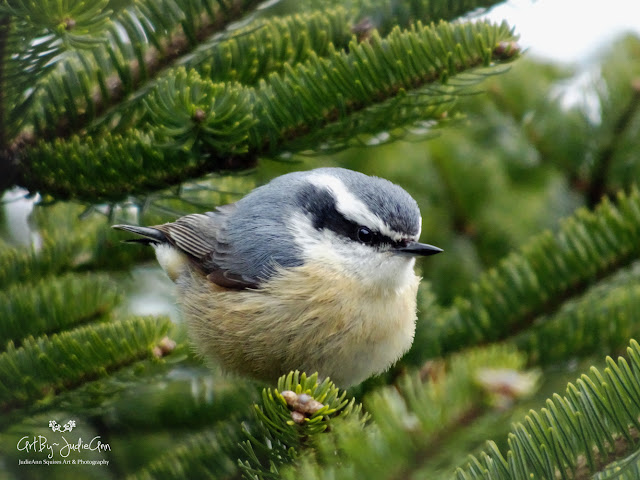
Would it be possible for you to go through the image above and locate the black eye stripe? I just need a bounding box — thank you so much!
[297,184,406,247]
[356,227,405,248]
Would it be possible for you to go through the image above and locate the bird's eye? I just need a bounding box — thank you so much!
[357,226,373,243]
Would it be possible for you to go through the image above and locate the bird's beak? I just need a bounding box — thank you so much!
[394,241,443,256]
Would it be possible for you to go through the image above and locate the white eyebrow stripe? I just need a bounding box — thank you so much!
[308,173,407,242]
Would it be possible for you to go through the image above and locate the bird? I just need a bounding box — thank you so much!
[113,167,442,387]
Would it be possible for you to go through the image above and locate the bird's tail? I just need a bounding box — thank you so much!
[111,224,168,245]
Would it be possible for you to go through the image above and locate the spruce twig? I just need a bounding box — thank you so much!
[16,0,264,147]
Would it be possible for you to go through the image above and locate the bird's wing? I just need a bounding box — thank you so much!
[152,204,260,289]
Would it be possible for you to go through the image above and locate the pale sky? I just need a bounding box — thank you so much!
[483,0,640,64]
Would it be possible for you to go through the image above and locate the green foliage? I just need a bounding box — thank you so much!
[279,345,533,479]
[0,315,171,413]
[457,340,640,479]
[0,272,120,347]
[516,270,640,365]
[0,238,71,288]
[249,20,516,154]
[194,8,353,85]
[296,0,507,32]
[14,0,265,139]
[92,7,355,134]
[0,220,101,288]
[26,131,182,201]
[146,69,255,153]
[21,18,519,201]
[239,372,367,479]
[5,0,112,47]
[128,419,247,480]
[2,1,640,479]
[3,0,519,200]
[429,188,640,359]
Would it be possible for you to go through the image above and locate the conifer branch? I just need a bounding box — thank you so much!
[300,0,508,34]
[27,0,264,144]
[517,279,640,365]
[457,340,640,479]
[20,21,520,202]
[128,419,247,479]
[87,8,355,135]
[0,202,109,287]
[279,346,529,479]
[0,239,72,289]
[239,371,366,478]
[587,79,640,208]
[429,188,640,360]
[0,272,120,348]
[0,316,172,415]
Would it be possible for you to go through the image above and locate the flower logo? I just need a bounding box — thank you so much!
[49,420,76,432]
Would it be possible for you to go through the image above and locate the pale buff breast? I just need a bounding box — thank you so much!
[177,262,419,387]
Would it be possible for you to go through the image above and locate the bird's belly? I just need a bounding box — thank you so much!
[178,264,420,387]
[323,293,417,386]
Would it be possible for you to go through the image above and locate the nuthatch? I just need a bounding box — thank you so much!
[113,168,442,386]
